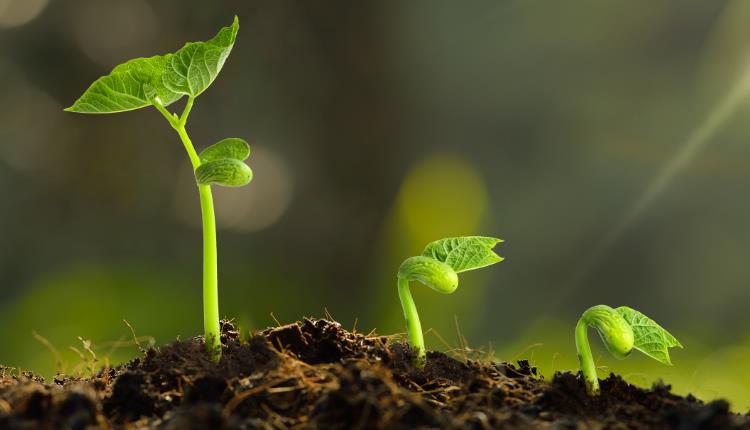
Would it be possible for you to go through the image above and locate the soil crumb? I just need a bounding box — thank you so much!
[1,318,747,429]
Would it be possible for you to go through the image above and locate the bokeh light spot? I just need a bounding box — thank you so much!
[397,153,488,245]
[174,145,293,233]
[0,62,62,171]
[213,145,293,232]
[72,0,158,67]
[0,0,48,29]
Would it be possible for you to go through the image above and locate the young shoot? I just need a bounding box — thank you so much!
[65,17,249,361]
[575,305,683,395]
[398,236,503,365]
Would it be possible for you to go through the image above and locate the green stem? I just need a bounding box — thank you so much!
[175,122,201,170]
[398,275,425,365]
[153,97,179,128]
[154,96,222,361]
[197,183,220,360]
[575,318,599,394]
[178,96,194,127]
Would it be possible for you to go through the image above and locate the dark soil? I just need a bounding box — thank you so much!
[0,318,747,429]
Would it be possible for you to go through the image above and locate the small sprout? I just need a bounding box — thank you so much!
[66,17,247,361]
[575,305,683,395]
[398,236,504,365]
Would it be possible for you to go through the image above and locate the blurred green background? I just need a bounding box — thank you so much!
[3,0,750,410]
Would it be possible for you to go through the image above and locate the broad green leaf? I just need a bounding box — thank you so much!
[65,16,239,114]
[163,16,239,97]
[199,138,250,163]
[422,236,503,273]
[65,55,181,113]
[615,306,682,365]
[195,158,252,187]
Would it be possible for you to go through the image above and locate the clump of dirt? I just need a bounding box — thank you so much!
[0,318,747,429]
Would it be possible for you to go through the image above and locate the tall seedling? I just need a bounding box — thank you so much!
[66,17,250,361]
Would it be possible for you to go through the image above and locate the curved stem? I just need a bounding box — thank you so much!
[398,275,425,365]
[575,318,599,394]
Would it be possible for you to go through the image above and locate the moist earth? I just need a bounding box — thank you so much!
[0,318,746,429]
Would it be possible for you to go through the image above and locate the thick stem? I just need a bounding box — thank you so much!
[156,96,222,361]
[575,318,599,394]
[177,125,221,361]
[198,183,221,360]
[398,276,425,365]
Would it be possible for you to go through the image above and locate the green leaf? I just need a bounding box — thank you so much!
[163,16,239,97]
[199,138,250,163]
[422,236,503,273]
[615,306,682,365]
[195,158,252,187]
[65,16,239,114]
[65,55,181,114]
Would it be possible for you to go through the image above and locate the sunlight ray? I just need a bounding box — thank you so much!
[559,65,750,303]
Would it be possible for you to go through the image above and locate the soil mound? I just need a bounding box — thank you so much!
[1,318,746,429]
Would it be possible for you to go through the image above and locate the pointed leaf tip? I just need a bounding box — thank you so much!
[615,306,682,366]
[65,18,240,114]
[163,16,239,97]
[422,236,504,273]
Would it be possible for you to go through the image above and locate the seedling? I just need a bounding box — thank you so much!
[398,236,503,365]
[575,305,682,394]
[65,17,249,361]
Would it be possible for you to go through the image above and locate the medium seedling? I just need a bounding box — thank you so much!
[398,236,503,365]
[65,17,249,361]
[575,305,683,394]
